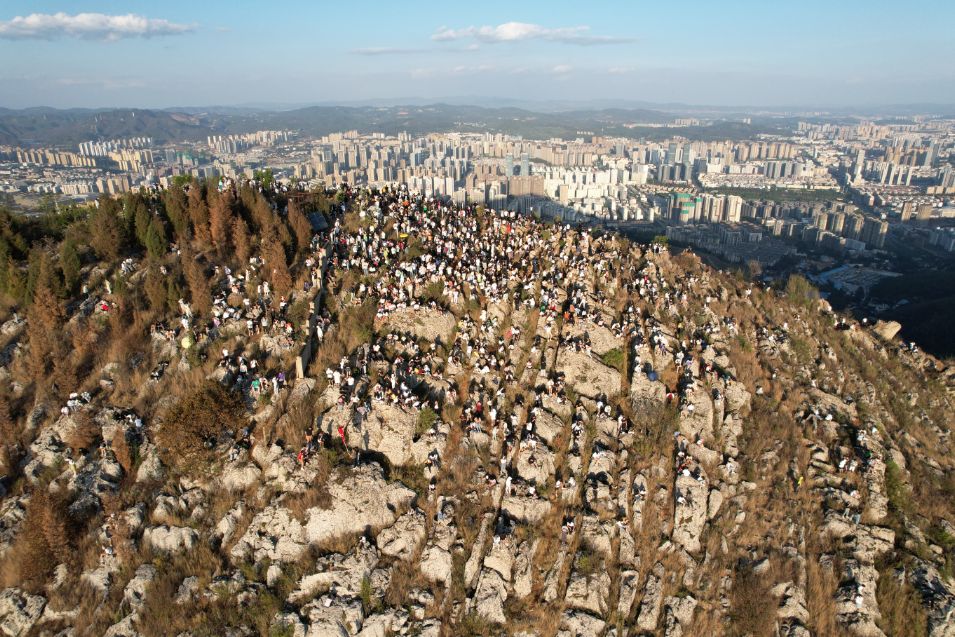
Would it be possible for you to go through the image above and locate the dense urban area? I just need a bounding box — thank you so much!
[3,106,955,355]
[2,1,954,635]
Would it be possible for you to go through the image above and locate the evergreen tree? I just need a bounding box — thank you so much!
[187,185,211,247]
[144,218,168,261]
[26,252,65,382]
[288,204,313,257]
[182,250,212,316]
[232,217,252,266]
[59,237,81,294]
[208,190,234,255]
[163,185,190,242]
[261,230,292,298]
[88,197,126,262]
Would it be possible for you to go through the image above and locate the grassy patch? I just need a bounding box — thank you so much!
[600,347,625,372]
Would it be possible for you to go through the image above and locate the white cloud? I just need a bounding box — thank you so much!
[552,64,573,75]
[433,22,632,46]
[608,66,635,75]
[0,12,195,41]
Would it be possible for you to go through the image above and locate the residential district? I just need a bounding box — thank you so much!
[3,116,955,288]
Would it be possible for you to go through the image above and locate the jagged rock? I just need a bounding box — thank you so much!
[483,540,515,581]
[723,380,751,414]
[512,541,535,600]
[305,463,415,547]
[0,588,46,637]
[501,495,550,524]
[630,362,667,401]
[638,571,664,631]
[473,569,507,624]
[220,462,262,492]
[231,506,306,564]
[419,518,455,584]
[355,611,401,637]
[271,612,307,637]
[419,545,453,584]
[123,564,157,611]
[214,501,246,546]
[300,594,362,636]
[381,307,456,344]
[464,513,494,590]
[291,544,379,602]
[135,444,164,483]
[663,595,698,637]
[557,349,622,400]
[872,320,902,342]
[175,576,199,604]
[565,570,610,615]
[910,560,955,637]
[376,509,426,561]
[345,401,425,467]
[673,474,708,553]
[143,525,198,554]
[103,613,140,637]
[618,570,640,616]
[707,488,724,520]
[558,610,606,637]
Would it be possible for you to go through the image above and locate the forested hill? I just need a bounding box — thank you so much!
[0,104,789,147]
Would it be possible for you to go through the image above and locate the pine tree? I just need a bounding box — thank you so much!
[232,217,252,266]
[182,250,212,316]
[208,190,234,255]
[144,217,168,261]
[187,185,211,248]
[288,203,314,257]
[26,253,65,382]
[59,237,81,293]
[261,230,292,298]
[163,185,190,242]
[88,197,125,262]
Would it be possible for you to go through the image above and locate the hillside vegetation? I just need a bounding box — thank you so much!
[0,183,952,637]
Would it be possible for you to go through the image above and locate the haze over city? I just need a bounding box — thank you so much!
[2,0,955,109]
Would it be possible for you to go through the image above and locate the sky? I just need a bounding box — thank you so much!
[1,0,954,110]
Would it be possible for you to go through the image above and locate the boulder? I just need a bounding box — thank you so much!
[376,509,426,561]
[558,610,606,637]
[142,525,198,554]
[872,320,901,342]
[123,564,157,611]
[556,349,622,400]
[305,463,415,547]
[473,569,507,624]
[637,572,664,631]
[230,506,306,564]
[565,570,610,615]
[0,588,46,637]
[220,462,262,492]
[663,595,698,637]
[673,474,707,554]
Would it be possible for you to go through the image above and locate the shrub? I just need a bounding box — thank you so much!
[156,380,245,465]
[416,406,438,438]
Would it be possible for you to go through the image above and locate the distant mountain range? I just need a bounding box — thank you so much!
[1,101,952,148]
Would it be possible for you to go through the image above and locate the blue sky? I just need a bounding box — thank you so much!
[1,0,953,109]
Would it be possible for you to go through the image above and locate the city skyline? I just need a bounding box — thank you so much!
[2,0,955,109]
